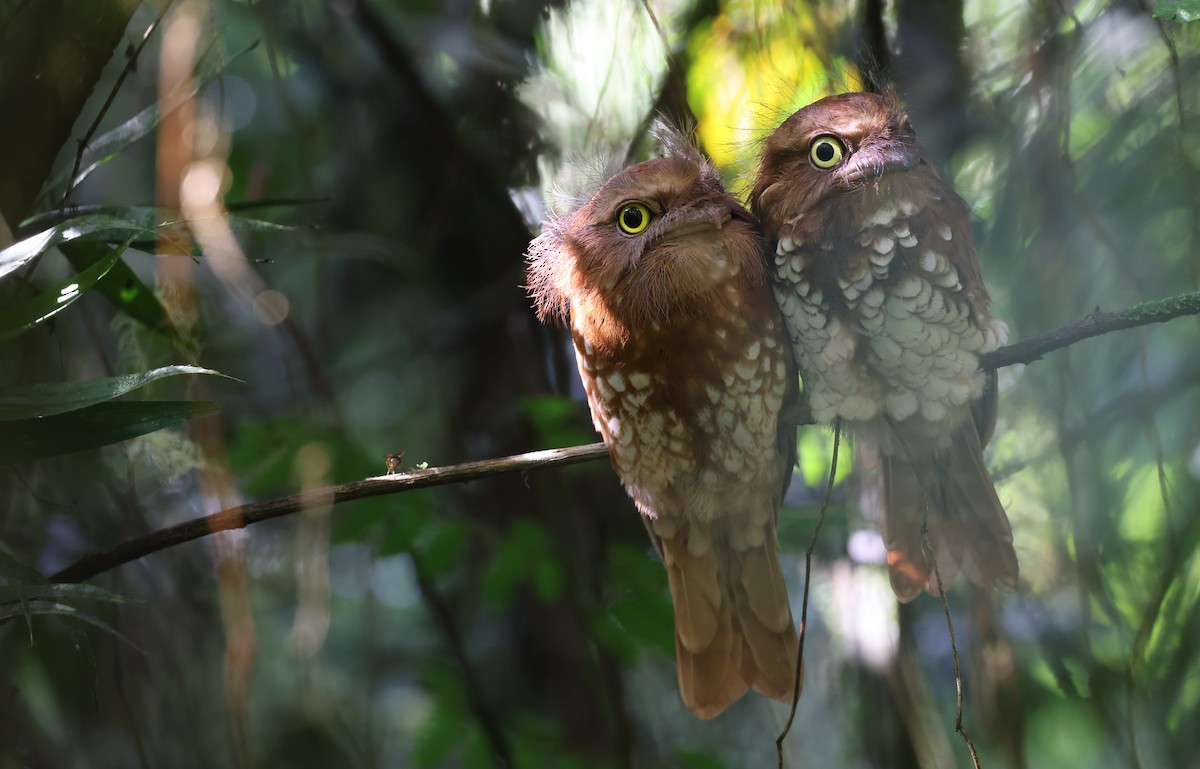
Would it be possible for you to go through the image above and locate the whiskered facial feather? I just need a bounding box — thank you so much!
[525,132,799,719]
[527,138,765,334]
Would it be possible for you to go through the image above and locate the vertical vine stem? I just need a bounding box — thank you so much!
[897,421,984,769]
[777,418,841,769]
[926,539,983,769]
[59,0,177,211]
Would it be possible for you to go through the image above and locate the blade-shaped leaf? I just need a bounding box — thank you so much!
[0,216,152,281]
[0,599,141,649]
[22,205,300,241]
[0,366,230,420]
[0,227,56,280]
[1153,1,1200,21]
[39,42,260,201]
[0,240,125,342]
[0,583,137,605]
[59,240,180,340]
[0,400,220,465]
[21,198,329,234]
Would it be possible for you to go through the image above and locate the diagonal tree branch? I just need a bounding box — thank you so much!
[978,290,1200,370]
[49,290,1200,584]
[51,444,608,583]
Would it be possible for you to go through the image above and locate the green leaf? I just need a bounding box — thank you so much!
[22,204,302,239]
[519,394,595,450]
[376,493,436,555]
[604,590,674,658]
[413,663,471,768]
[0,583,139,605]
[0,552,140,647]
[59,241,179,340]
[532,557,563,602]
[484,520,552,605]
[412,703,466,768]
[797,427,851,488]
[482,520,564,605]
[0,365,232,420]
[676,750,730,769]
[416,520,469,576]
[0,400,220,465]
[588,612,639,663]
[0,599,140,649]
[39,42,260,200]
[1153,1,1200,21]
[20,206,297,258]
[229,420,381,499]
[599,544,674,658]
[461,731,492,769]
[0,240,125,342]
[226,420,397,547]
[0,216,153,281]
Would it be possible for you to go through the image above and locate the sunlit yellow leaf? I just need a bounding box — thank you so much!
[685,0,858,193]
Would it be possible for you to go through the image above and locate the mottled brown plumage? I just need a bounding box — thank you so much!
[751,91,1018,601]
[527,142,798,717]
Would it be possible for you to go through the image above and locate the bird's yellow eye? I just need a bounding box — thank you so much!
[809,135,846,170]
[616,202,652,235]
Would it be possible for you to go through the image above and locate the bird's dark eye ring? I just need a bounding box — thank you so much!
[809,135,846,170]
[616,202,652,235]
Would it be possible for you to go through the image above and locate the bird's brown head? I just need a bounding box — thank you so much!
[526,147,763,336]
[751,91,931,232]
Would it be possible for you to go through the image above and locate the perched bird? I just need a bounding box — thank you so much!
[526,139,798,718]
[751,91,1018,601]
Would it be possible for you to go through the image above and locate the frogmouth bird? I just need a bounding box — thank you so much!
[527,138,799,717]
[751,91,1018,601]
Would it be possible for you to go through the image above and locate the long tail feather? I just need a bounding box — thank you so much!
[882,423,1018,601]
[658,518,798,718]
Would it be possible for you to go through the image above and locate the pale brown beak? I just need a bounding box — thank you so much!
[659,207,732,240]
[843,141,921,183]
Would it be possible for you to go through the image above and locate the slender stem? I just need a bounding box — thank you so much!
[777,419,841,769]
[977,291,1200,370]
[927,548,983,769]
[59,0,177,210]
[895,422,983,769]
[411,553,514,768]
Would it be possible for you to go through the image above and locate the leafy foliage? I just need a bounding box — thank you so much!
[1154,1,1200,22]
[0,238,126,341]
[0,551,138,646]
[1,1,1198,768]
[0,366,229,419]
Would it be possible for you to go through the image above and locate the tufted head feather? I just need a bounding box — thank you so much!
[526,125,764,333]
[750,90,937,232]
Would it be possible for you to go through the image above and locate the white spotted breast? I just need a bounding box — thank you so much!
[771,185,1008,443]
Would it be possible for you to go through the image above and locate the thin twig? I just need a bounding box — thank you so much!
[893,425,982,769]
[1142,0,1200,292]
[927,551,983,769]
[46,290,1200,584]
[776,419,841,769]
[977,290,1200,370]
[59,0,177,210]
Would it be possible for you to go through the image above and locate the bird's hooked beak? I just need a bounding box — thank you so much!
[842,139,921,184]
[658,205,732,241]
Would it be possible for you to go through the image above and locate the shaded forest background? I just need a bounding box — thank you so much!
[1,0,1199,767]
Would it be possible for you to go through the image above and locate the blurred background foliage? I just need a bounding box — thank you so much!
[0,0,1198,767]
